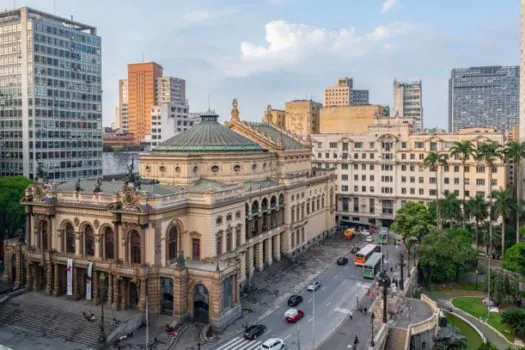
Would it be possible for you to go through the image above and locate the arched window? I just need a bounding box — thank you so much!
[226,230,232,252]
[84,225,95,256]
[65,223,75,253]
[279,193,284,206]
[261,198,268,211]
[216,216,223,226]
[192,238,200,260]
[235,226,241,248]
[104,227,114,259]
[322,195,325,208]
[270,196,277,208]
[251,201,259,214]
[317,197,320,211]
[216,232,223,256]
[130,230,141,264]
[40,221,48,251]
[168,226,178,261]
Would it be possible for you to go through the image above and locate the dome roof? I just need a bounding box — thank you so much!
[154,113,265,153]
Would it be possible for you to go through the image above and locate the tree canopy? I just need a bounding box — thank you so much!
[0,176,32,239]
[502,242,525,277]
[390,201,435,252]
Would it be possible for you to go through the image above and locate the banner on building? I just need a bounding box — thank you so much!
[86,262,93,300]
[66,258,73,296]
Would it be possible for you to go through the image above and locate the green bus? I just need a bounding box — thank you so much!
[378,231,388,244]
[363,252,383,279]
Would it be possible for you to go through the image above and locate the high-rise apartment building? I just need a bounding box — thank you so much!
[393,80,423,130]
[0,7,102,180]
[449,66,519,134]
[127,62,163,144]
[285,100,322,137]
[148,103,200,148]
[117,79,128,133]
[312,122,506,226]
[324,78,369,107]
[155,76,186,105]
[520,0,525,142]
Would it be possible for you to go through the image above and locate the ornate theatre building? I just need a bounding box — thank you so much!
[3,100,336,330]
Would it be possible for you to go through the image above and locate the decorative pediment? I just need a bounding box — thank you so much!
[121,184,141,210]
[376,133,399,142]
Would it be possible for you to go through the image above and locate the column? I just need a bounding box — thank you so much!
[53,264,60,296]
[32,264,38,291]
[255,242,263,271]
[25,261,33,291]
[138,279,146,311]
[74,232,81,256]
[246,246,254,278]
[273,234,281,262]
[239,251,247,282]
[119,278,127,310]
[140,230,146,265]
[107,274,113,306]
[45,262,53,294]
[172,269,189,323]
[264,238,273,266]
[14,251,22,288]
[92,270,99,305]
[112,275,120,310]
[26,213,32,246]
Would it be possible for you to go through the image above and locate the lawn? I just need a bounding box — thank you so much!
[425,282,485,300]
[446,313,483,350]
[452,296,514,341]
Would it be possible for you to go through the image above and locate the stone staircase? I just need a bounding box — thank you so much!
[0,299,118,347]
[385,327,408,350]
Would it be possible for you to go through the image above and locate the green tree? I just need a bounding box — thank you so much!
[0,176,32,240]
[424,151,448,229]
[475,343,498,350]
[492,188,516,255]
[501,307,525,338]
[390,201,434,270]
[502,242,525,277]
[504,140,525,244]
[441,191,462,227]
[466,193,488,251]
[450,140,476,229]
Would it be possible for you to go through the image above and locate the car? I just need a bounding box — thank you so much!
[351,246,360,254]
[337,257,348,265]
[262,338,285,350]
[307,281,321,291]
[244,324,267,340]
[361,230,370,236]
[366,236,374,243]
[288,294,303,307]
[284,308,305,323]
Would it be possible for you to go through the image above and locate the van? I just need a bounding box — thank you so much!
[261,338,284,350]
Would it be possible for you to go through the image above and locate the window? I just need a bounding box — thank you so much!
[465,178,470,185]
[419,177,424,184]
[216,216,223,226]
[342,175,348,181]
[317,153,321,158]
[401,188,407,194]
[342,163,348,170]
[192,238,201,260]
[401,165,407,171]
[410,188,415,194]
[370,153,375,159]
[419,188,424,195]
[419,154,424,160]
[401,142,407,148]
[430,142,437,151]
[492,179,497,186]
[236,227,241,247]
[362,175,366,181]
[325,153,329,158]
[216,232,223,256]
[370,165,375,170]
[226,231,232,252]
[410,154,415,160]
[492,165,498,173]
[65,223,75,253]
[342,142,348,151]
[361,186,366,192]
[464,166,469,173]
[454,166,459,172]
[444,165,449,172]
[401,176,407,183]
[342,185,349,192]
[211,165,220,173]
[354,142,363,148]
[415,142,424,148]
[234,165,241,172]
[235,211,241,219]
[454,178,460,185]
[354,164,358,170]
[84,226,95,256]
[402,154,406,160]
[354,174,358,181]
[130,230,141,264]
[329,142,338,148]
[410,176,415,183]
[429,189,436,196]
[370,175,374,181]
[168,226,178,261]
[476,166,485,173]
[476,179,485,185]
[369,142,375,148]
[444,178,449,184]
[354,185,358,192]
[104,227,114,259]
[354,153,359,159]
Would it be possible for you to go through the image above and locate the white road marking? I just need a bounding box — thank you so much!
[308,317,314,322]
[284,334,292,341]
[239,342,263,350]
[335,307,352,314]
[214,337,243,350]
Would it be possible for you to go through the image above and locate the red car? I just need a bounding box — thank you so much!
[285,308,304,323]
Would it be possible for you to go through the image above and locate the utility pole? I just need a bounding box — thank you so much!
[399,253,405,291]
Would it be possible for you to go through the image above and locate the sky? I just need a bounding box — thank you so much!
[11,0,520,129]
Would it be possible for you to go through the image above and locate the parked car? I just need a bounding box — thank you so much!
[243,324,267,340]
[336,257,348,265]
[288,294,303,307]
[262,338,285,350]
[284,308,305,323]
[351,246,360,254]
[307,281,321,291]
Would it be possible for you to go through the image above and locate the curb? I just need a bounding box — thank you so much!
[443,310,486,342]
[448,297,517,347]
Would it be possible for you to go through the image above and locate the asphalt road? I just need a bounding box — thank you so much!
[211,238,406,350]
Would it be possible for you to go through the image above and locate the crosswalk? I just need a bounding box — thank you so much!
[213,336,262,350]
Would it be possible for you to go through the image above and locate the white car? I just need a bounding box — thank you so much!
[262,338,284,350]
[361,230,370,236]
[366,236,374,243]
[307,281,321,291]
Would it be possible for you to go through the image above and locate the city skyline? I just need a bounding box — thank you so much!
[9,0,519,130]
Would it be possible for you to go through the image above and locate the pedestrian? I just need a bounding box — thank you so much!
[390,267,393,273]
[364,307,367,315]
[349,310,353,320]
[197,342,201,350]
[354,335,359,347]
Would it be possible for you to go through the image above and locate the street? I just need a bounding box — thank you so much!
[210,238,405,350]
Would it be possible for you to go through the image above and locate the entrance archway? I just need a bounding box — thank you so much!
[193,284,209,324]
[10,254,16,284]
[160,278,174,315]
[129,282,138,309]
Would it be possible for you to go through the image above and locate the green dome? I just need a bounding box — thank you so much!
[154,113,265,153]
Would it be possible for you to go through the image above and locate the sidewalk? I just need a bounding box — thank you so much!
[437,299,519,350]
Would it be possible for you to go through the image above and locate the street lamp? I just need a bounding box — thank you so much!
[378,270,391,324]
[399,253,405,291]
[370,312,376,347]
[98,272,107,344]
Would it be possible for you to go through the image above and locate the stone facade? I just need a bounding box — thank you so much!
[4,100,336,331]
[284,100,322,137]
[319,105,386,134]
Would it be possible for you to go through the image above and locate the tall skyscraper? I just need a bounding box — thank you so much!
[449,66,519,134]
[117,79,128,133]
[393,80,423,130]
[0,7,102,180]
[127,62,163,144]
[155,76,186,105]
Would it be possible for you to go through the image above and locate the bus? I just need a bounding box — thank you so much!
[378,230,388,244]
[363,252,383,279]
[344,228,354,240]
[354,244,378,266]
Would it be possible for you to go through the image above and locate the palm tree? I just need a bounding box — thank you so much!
[424,151,448,230]
[466,193,488,251]
[504,141,525,244]
[477,142,503,303]
[450,140,476,229]
[440,191,462,227]
[491,188,515,255]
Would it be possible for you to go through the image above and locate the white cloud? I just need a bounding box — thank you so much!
[183,8,238,23]
[221,20,412,76]
[381,0,400,13]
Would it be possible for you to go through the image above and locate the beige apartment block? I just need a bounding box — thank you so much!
[262,105,286,129]
[320,105,386,134]
[324,77,352,107]
[4,100,336,332]
[285,99,322,137]
[312,120,506,227]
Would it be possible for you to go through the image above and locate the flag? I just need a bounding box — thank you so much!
[86,262,93,300]
[66,259,73,296]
